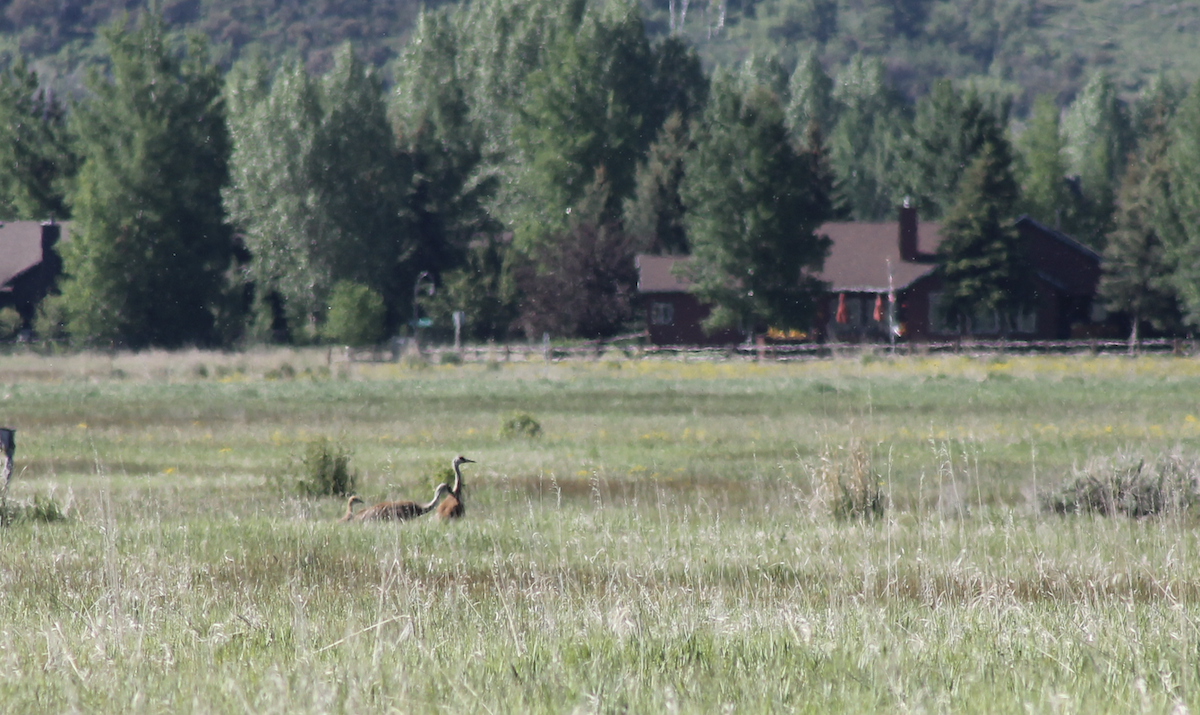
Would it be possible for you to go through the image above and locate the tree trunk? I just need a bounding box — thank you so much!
[1128,314,1139,356]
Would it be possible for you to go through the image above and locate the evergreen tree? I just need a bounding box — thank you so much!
[0,57,76,220]
[936,140,1033,333]
[827,55,906,220]
[681,70,834,334]
[61,14,234,347]
[1061,72,1134,249]
[1168,78,1200,329]
[905,80,1008,218]
[624,111,692,254]
[1016,94,1074,229]
[420,235,519,343]
[786,50,836,144]
[1099,154,1180,351]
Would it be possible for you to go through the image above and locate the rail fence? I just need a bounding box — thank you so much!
[351,336,1197,363]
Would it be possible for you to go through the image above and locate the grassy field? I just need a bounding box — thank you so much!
[2,348,1200,713]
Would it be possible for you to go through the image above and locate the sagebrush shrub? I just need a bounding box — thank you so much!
[1042,452,1199,517]
[818,444,887,521]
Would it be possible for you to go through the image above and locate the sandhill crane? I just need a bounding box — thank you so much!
[436,455,475,520]
[0,427,14,500]
[339,495,365,522]
[346,483,451,522]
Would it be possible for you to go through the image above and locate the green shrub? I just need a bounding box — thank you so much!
[295,437,356,497]
[500,411,542,439]
[321,281,386,347]
[0,307,21,339]
[1041,453,1199,517]
[33,295,68,340]
[439,352,463,365]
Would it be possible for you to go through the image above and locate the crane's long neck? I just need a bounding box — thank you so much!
[421,484,449,513]
[451,461,464,497]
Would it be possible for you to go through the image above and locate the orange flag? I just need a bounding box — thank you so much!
[873,294,884,322]
[835,293,848,324]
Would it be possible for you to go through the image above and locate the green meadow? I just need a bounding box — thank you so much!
[2,349,1200,713]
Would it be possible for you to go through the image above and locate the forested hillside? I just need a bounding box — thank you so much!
[6,0,1200,107]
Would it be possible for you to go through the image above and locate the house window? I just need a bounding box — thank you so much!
[928,292,952,333]
[651,302,674,326]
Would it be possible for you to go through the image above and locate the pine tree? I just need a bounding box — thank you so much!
[624,111,691,254]
[1016,95,1074,230]
[61,14,234,347]
[1167,78,1200,330]
[0,56,76,220]
[681,70,834,334]
[1099,154,1180,351]
[905,80,1009,218]
[786,50,836,144]
[936,140,1034,334]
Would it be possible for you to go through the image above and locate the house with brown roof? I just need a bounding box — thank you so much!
[0,221,64,334]
[636,206,1104,345]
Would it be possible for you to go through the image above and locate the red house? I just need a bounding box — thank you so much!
[636,206,1104,345]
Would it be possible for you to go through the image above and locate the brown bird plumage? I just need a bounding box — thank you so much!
[342,483,450,522]
[436,455,474,520]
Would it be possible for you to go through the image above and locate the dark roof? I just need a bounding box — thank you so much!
[637,220,946,295]
[1015,215,1102,262]
[0,222,50,292]
[814,221,944,293]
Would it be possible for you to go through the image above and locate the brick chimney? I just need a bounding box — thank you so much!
[898,198,919,262]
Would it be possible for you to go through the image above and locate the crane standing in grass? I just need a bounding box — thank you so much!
[341,483,450,522]
[437,455,475,520]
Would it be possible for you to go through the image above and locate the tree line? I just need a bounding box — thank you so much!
[3,1,1200,347]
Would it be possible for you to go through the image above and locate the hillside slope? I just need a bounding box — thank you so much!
[4,0,1200,108]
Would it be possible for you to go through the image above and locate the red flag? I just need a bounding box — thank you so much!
[835,293,848,324]
[873,294,884,322]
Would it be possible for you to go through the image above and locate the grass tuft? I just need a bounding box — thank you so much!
[818,443,887,521]
[1,493,69,526]
[1041,452,1200,517]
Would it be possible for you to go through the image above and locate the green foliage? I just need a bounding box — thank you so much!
[936,140,1034,332]
[681,69,834,334]
[224,47,408,335]
[1099,123,1181,346]
[0,56,76,220]
[421,235,519,343]
[624,111,692,254]
[826,55,906,220]
[1167,79,1200,331]
[786,50,836,141]
[1016,95,1074,229]
[59,13,235,348]
[392,10,495,279]
[295,437,356,497]
[1061,73,1134,249]
[904,80,1008,219]
[320,281,386,347]
[0,307,20,339]
[509,3,658,244]
[500,411,542,439]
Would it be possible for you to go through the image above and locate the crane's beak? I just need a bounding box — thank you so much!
[460,457,475,464]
